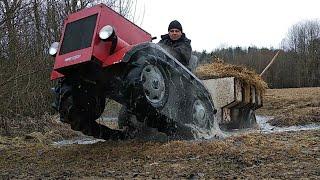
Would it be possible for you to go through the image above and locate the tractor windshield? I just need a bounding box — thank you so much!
[59,14,98,55]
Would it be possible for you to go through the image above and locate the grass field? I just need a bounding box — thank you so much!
[0,87,319,179]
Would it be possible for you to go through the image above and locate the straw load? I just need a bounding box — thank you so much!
[195,58,268,93]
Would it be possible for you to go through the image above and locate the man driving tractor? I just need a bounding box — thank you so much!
[158,20,192,70]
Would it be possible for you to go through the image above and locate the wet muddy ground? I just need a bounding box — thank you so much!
[1,87,320,179]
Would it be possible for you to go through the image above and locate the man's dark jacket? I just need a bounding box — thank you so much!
[158,33,192,66]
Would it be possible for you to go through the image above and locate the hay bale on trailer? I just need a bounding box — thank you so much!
[196,59,267,130]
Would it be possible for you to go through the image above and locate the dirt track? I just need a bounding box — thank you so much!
[1,87,320,179]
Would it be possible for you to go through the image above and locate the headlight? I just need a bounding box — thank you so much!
[49,42,59,56]
[99,25,115,40]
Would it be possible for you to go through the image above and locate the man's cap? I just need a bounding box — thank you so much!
[168,20,182,32]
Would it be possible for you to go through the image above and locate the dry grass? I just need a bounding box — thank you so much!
[0,113,78,140]
[0,88,320,179]
[0,131,319,179]
[257,87,320,126]
[195,58,268,93]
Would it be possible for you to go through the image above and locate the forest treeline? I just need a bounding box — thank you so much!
[0,0,319,129]
[196,20,320,88]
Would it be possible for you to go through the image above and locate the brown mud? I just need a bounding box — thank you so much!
[1,87,320,179]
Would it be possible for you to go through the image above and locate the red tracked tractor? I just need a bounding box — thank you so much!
[50,4,262,140]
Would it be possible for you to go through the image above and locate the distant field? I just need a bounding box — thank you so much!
[257,87,320,126]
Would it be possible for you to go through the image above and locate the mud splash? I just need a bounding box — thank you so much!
[53,116,320,145]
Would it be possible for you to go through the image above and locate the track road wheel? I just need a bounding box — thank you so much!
[140,63,169,109]
[189,94,215,129]
[118,105,133,129]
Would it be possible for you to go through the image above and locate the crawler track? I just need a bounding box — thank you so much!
[53,43,217,140]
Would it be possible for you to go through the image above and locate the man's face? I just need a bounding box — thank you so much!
[168,28,182,41]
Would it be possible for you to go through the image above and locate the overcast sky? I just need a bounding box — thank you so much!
[137,0,320,52]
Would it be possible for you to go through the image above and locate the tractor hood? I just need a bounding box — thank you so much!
[51,4,151,80]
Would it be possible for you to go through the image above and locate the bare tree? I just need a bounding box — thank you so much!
[283,20,320,54]
[0,0,146,135]
[0,0,23,61]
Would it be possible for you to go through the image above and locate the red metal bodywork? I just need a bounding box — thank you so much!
[51,4,152,80]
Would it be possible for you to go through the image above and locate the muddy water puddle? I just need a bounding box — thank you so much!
[53,116,320,146]
[223,115,320,137]
[256,115,320,133]
[53,137,105,146]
